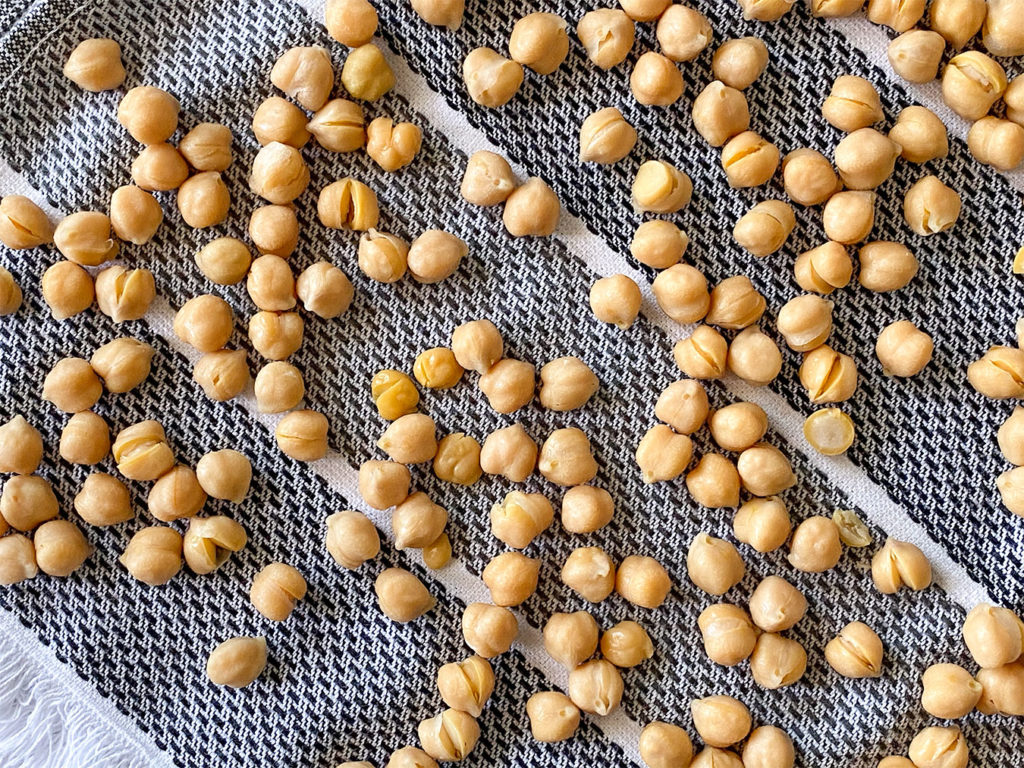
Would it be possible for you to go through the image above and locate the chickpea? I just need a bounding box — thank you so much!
[296,261,353,319]
[117,86,179,144]
[54,211,118,266]
[673,325,727,379]
[561,485,614,534]
[376,567,435,622]
[834,128,900,189]
[271,46,333,111]
[437,656,494,718]
[921,663,982,719]
[109,185,163,245]
[799,344,858,403]
[249,142,309,205]
[387,748,439,768]
[325,0,378,46]
[721,131,779,188]
[577,9,635,70]
[178,122,233,172]
[942,51,1007,120]
[254,361,305,413]
[908,727,968,768]
[822,75,883,132]
[794,242,852,295]
[601,620,654,668]
[95,265,156,322]
[371,369,419,420]
[275,409,329,461]
[929,0,985,49]
[479,424,537,482]
[749,576,806,632]
[479,358,535,413]
[698,603,757,666]
[482,551,539,606]
[985,0,1024,56]
[451,319,503,373]
[183,516,246,574]
[636,424,693,484]
[709,402,768,452]
[976,660,1024,715]
[743,727,796,768]
[460,151,516,206]
[206,636,267,688]
[0,267,21,315]
[424,535,453,570]
[434,433,482,485]
[462,47,523,108]
[616,554,671,608]
[686,454,741,508]
[490,491,554,548]
[687,532,745,595]
[411,0,464,29]
[568,659,623,716]
[875,320,933,377]
[712,37,769,90]
[253,96,311,148]
[176,172,231,229]
[173,295,234,353]
[0,415,43,474]
[967,117,1024,171]
[823,190,875,244]
[407,230,467,284]
[461,602,518,657]
[630,52,684,106]
[358,460,411,510]
[656,5,711,62]
[969,346,1024,398]
[148,465,207,522]
[639,723,693,768]
[526,693,580,742]
[998,406,1024,465]
[782,149,840,206]
[131,144,189,191]
[31,519,91,576]
[858,241,918,291]
[509,12,569,75]
[366,117,422,173]
[750,633,807,689]
[250,562,306,621]
[357,229,408,283]
[619,0,669,21]
[652,264,709,324]
[195,450,252,503]
[903,175,961,236]
[63,38,125,91]
[888,30,945,83]
[543,611,599,667]
[195,238,251,286]
[417,709,480,762]
[539,357,598,411]
[590,274,642,329]
[378,413,437,464]
[732,200,795,257]
[119,526,183,585]
[539,427,598,486]
[0,195,53,249]
[962,603,1023,668]
[414,347,464,389]
[631,220,689,269]
[788,515,843,572]
[633,160,693,214]
[579,107,637,164]
[0,534,38,585]
[503,177,560,236]
[561,546,616,602]
[691,696,751,748]
[655,379,709,435]
[734,496,791,553]
[738,0,797,21]
[325,510,380,569]
[42,357,102,413]
[727,327,782,386]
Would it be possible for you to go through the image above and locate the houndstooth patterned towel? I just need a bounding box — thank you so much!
[0,0,1022,766]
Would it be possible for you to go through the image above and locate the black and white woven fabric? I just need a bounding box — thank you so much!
[0,0,1022,766]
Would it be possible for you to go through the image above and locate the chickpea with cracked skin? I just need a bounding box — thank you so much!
[778,295,833,352]
[490,491,553,548]
[799,345,858,403]
[721,131,779,188]
[94,266,156,323]
[686,454,741,508]
[250,562,306,621]
[652,264,709,324]
[636,424,693,484]
[568,659,623,716]
[271,46,333,111]
[437,656,494,718]
[366,117,422,172]
[579,107,637,164]
[479,358,535,413]
[509,12,569,75]
[942,51,1007,121]
[577,9,634,70]
[904,176,961,236]
[909,727,968,768]
[631,220,688,269]
[119,526,183,585]
[732,200,795,257]
[325,510,380,569]
[417,709,480,762]
[712,37,768,90]
[825,621,884,678]
[590,274,642,329]
[867,0,924,30]
[822,75,883,132]
[698,603,758,666]
[307,98,365,153]
[54,211,117,266]
[738,0,797,21]
[275,409,329,461]
[527,692,580,742]
[503,177,560,236]
[794,242,852,295]
[673,325,727,379]
[969,347,1024,399]
[871,538,932,593]
[708,276,765,330]
[632,161,693,214]
[0,195,53,249]
[463,47,523,108]
[630,52,684,106]
[371,368,419,420]
[183,516,246,574]
[113,419,175,481]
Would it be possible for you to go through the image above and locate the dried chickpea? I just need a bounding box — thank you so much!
[254,361,305,413]
[619,0,669,21]
[490,491,553,548]
[778,295,833,352]
[590,274,642,329]
[437,656,494,718]
[378,414,437,464]
[148,465,207,522]
[998,406,1024,465]
[479,358,535,413]
[742,727,795,768]
[788,515,842,572]
[539,427,598,486]
[414,348,463,389]
[250,562,306,621]
[750,633,807,689]
[825,621,883,678]
[194,349,249,401]
[985,0,1024,55]
[687,533,745,595]
[908,727,968,768]
[503,177,560,236]
[631,220,688,270]
[738,0,797,21]
[247,255,296,312]
[306,99,364,154]
[178,122,233,172]
[721,131,779,188]
[640,722,694,768]
[183,516,246,573]
[0,195,53,249]
[709,402,768,452]
[686,454,741,508]
[418,709,480,762]
[64,38,125,91]
[750,576,806,632]
[871,537,933,593]
[823,190,875,244]
[561,485,614,534]
[655,379,709,434]
[875,320,933,377]
[376,567,435,622]
[54,211,117,266]
[177,172,230,229]
[652,264,709,324]
[969,347,1024,399]
[632,160,692,213]
[568,659,623,716]
[297,262,354,319]
[358,460,411,510]
[712,37,768,90]
[616,554,671,608]
[0,415,42,474]
[921,663,982,719]
[835,129,900,189]
[271,46,333,111]
[366,117,422,172]
[903,176,961,236]
[357,229,408,283]
[967,117,1024,171]
[794,242,852,294]
[326,510,380,569]
[579,107,637,164]
[451,319,503,373]
[371,369,418,420]
[539,357,598,411]
[250,310,304,364]
[657,5,711,62]
[249,142,309,205]
[195,450,251,503]
[482,551,539,606]
[462,602,517,657]
[434,433,482,485]
[691,696,751,748]
[131,144,189,191]
[942,51,1007,120]
[543,611,598,667]
[479,424,537,482]
[734,496,791,552]
[732,200,795,257]
[275,409,329,461]
[109,185,163,244]
[630,52,683,106]
[117,86,179,144]
[42,357,102,413]
[887,30,945,83]
[636,424,693,483]
[58,411,109,467]
[0,476,58,531]
[461,151,516,206]
[0,267,21,315]
[867,0,925,30]
[527,693,580,742]
[119,526,183,585]
[326,0,378,45]
[562,546,616,602]
[253,96,311,148]
[509,12,569,75]
[673,325,727,379]
[174,295,234,353]
[601,620,654,668]
[728,327,782,386]
[206,636,266,688]
[698,603,757,665]
[976,661,1024,715]
[577,9,634,70]
[782,149,840,206]
[95,265,156,322]
[962,603,1022,668]
[799,344,858,403]
[387,748,439,768]
[406,230,467,284]
[411,0,464,29]
[195,238,251,285]
[463,47,522,108]
[803,408,855,455]
[822,75,883,132]
[858,241,918,291]
[932,0,987,45]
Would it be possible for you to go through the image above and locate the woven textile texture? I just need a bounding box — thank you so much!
[0,0,1022,766]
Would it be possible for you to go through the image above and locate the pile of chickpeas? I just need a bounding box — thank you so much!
[1,0,1024,766]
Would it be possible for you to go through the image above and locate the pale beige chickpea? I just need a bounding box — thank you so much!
[64,38,125,91]
[0,415,42,475]
[985,0,1024,56]
[131,144,189,191]
[40,261,92,320]
[539,427,598,486]
[967,117,1024,171]
[54,211,118,266]
[655,379,709,434]
[908,727,968,768]
[173,294,234,353]
[297,262,354,319]
[249,311,304,360]
[738,0,797,21]
[962,603,1022,668]
[539,357,598,411]
[250,562,306,621]
[601,620,654,668]
[183,515,246,573]
[109,185,163,244]
[193,349,249,402]
[462,602,518,657]
[631,220,688,269]
[206,636,267,688]
[636,424,693,484]
[656,5,712,63]
[777,294,833,352]
[630,52,684,106]
[95,265,156,322]
[743,728,795,768]
[378,414,438,464]
[822,75,883,132]
[859,241,918,291]
[461,151,517,206]
[434,432,482,485]
[709,402,768,452]
[749,575,806,633]
[734,496,791,553]
[577,9,634,70]
[271,46,334,111]
[618,0,669,21]
[366,117,422,173]
[721,131,779,188]
[247,254,296,312]
[871,538,933,593]
[376,567,435,622]
[834,128,900,190]
[178,122,233,172]
[387,747,440,768]
[921,663,982,719]
[405,230,467,284]
[560,485,614,533]
[562,546,616,602]
[823,191,875,244]
[727,327,782,386]
[750,633,807,689]
[73,473,133,526]
[417,709,480,762]
[590,274,642,329]
[976,660,1024,715]
[632,160,693,214]
[119,526,183,585]
[526,692,580,742]
[652,264,709,324]
[890,106,949,163]
[479,358,535,413]
[490,491,554,548]
[195,449,252,503]
[325,0,378,46]
[782,149,840,206]
[687,532,745,595]
[568,659,624,716]
[942,51,1007,120]
[810,0,864,13]
[732,200,795,257]
[359,459,411,510]
[463,47,523,107]
[673,325,728,379]
[799,344,858,403]
[42,357,102,413]
[579,107,637,164]
[616,554,671,608]
[503,177,560,237]
[698,603,757,666]
[32,519,91,576]
[904,175,961,236]
[307,98,365,154]
[253,96,311,148]
[0,266,21,315]
[117,85,179,144]
[325,510,380,569]
[875,320,933,377]
[970,347,1024,399]
[249,142,309,205]
[543,611,598,667]
[195,238,251,285]
[509,12,569,75]
[999,406,1024,465]
[482,551,539,606]
[639,722,693,768]
[887,30,945,83]
[686,454,740,508]
[275,409,329,461]
[712,37,768,91]
[691,696,751,748]
[867,0,925,30]
[112,419,175,481]
[794,242,852,295]
[691,81,749,149]
[357,229,408,283]
[0,476,58,531]
[0,194,53,249]
[437,655,494,718]
[58,415,108,468]
[411,0,465,30]
[788,515,843,572]
[176,171,231,231]
[342,43,395,101]
[451,319,503,373]
[91,338,153,394]
[479,424,537,482]
[254,361,305,413]
[148,465,207,522]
